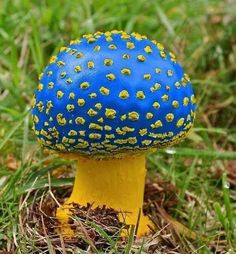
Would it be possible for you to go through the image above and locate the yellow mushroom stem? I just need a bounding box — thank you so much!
[56,154,153,237]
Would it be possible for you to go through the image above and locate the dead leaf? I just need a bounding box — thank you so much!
[155,205,207,242]
[6,154,20,170]
[226,160,236,185]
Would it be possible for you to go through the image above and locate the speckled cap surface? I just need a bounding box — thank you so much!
[32,30,196,157]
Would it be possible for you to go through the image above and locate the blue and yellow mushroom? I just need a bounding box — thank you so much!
[32,30,196,237]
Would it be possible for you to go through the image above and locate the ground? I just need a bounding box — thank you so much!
[0,0,236,253]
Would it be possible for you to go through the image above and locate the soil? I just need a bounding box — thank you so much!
[20,174,183,253]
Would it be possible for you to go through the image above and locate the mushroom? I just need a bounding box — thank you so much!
[31,30,196,236]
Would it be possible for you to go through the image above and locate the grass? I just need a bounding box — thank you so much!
[0,0,236,253]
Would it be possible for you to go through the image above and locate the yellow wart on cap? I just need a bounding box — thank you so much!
[36,101,44,112]
[104,59,113,66]
[160,51,166,58]
[93,45,101,52]
[68,130,77,136]
[104,125,112,131]
[161,94,169,101]
[33,115,39,124]
[57,91,64,99]
[69,49,77,55]
[89,133,102,139]
[97,117,104,123]
[56,113,67,126]
[46,101,53,115]
[70,38,81,45]
[77,99,85,106]
[105,36,113,42]
[155,68,161,74]
[191,95,197,104]
[166,85,170,91]
[59,46,67,52]
[120,114,127,121]
[49,55,57,64]
[166,113,174,122]
[48,82,54,89]
[119,90,129,99]
[142,140,152,146]
[37,83,43,91]
[183,97,190,106]
[122,54,130,59]
[75,117,85,125]
[156,42,164,50]
[146,112,153,119]
[80,82,90,89]
[31,96,36,108]
[137,55,146,62]
[78,130,86,136]
[181,77,187,86]
[175,82,181,88]
[66,104,75,112]
[95,103,102,110]
[105,134,115,139]
[172,100,179,108]
[176,118,185,127]
[57,60,65,67]
[169,52,177,62]
[184,73,191,82]
[144,74,151,80]
[69,92,75,99]
[116,127,125,135]
[89,93,97,99]
[100,86,110,95]
[122,126,135,133]
[126,42,135,49]
[105,108,116,119]
[106,73,116,80]
[87,37,96,43]
[108,44,117,49]
[167,70,173,76]
[139,128,147,136]
[136,91,145,100]
[150,83,161,92]
[76,52,84,58]
[74,65,82,73]
[60,72,66,78]
[121,68,131,75]
[152,102,160,109]
[121,32,130,40]
[38,73,43,80]
[87,61,95,69]
[89,123,103,131]
[151,120,163,129]
[128,111,139,121]
[144,46,152,53]
[66,78,72,84]
[128,137,137,144]
[87,108,98,116]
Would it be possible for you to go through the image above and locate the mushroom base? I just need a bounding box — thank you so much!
[56,155,153,237]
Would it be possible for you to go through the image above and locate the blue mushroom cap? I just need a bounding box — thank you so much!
[32,30,196,158]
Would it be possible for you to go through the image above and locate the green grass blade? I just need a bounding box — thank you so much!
[163,148,236,160]
[87,221,119,254]
[0,114,26,151]
[222,173,235,235]
[124,225,135,254]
